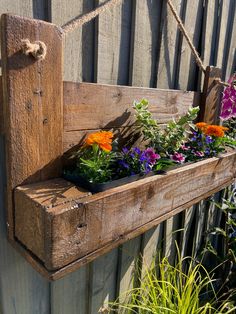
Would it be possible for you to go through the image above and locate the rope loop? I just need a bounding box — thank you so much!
[21,39,47,60]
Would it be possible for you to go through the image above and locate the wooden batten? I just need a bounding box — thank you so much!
[200,66,224,124]
[0,14,63,241]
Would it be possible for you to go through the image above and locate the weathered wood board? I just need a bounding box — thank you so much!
[0,14,63,242]
[14,151,236,278]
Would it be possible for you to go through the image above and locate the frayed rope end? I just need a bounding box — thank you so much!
[21,39,47,60]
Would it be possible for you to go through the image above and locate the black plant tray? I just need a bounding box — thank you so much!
[63,172,145,193]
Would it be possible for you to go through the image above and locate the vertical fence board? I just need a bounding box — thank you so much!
[156,0,184,263]
[130,0,162,87]
[214,0,231,77]
[87,1,133,311]
[50,1,94,313]
[225,1,236,78]
[177,0,203,90]
[51,268,89,314]
[0,136,50,314]
[156,0,182,89]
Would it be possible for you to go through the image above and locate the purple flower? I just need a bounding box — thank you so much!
[122,147,129,154]
[170,152,185,164]
[118,160,129,169]
[194,151,204,158]
[220,74,236,120]
[205,148,210,155]
[133,147,141,155]
[180,145,190,151]
[205,136,213,144]
[142,148,160,164]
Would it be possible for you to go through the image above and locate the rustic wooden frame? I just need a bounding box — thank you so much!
[0,14,235,280]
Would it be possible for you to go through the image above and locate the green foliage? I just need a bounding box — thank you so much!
[133,99,199,156]
[71,144,117,183]
[107,249,236,313]
[204,187,236,293]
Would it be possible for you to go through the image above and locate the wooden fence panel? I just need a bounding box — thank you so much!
[0,1,235,314]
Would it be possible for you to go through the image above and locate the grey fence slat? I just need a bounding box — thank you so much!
[87,1,133,311]
[156,0,182,89]
[128,0,161,280]
[224,1,236,79]
[180,206,196,258]
[51,268,88,314]
[156,0,183,263]
[215,0,231,76]
[177,0,204,91]
[0,135,50,314]
[130,0,162,88]
[222,0,236,79]
[50,1,94,313]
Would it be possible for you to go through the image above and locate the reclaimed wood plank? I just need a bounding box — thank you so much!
[1,14,63,243]
[15,151,236,273]
[44,176,236,281]
[63,81,200,131]
[200,66,223,124]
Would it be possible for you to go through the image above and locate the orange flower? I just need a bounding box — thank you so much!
[195,122,208,131]
[204,125,226,137]
[85,131,113,152]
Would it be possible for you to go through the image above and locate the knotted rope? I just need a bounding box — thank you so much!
[20,0,231,88]
[61,0,123,33]
[21,39,47,60]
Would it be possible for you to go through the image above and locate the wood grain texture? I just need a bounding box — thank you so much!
[1,14,63,242]
[225,1,236,79]
[63,81,200,131]
[200,66,223,124]
[156,0,182,89]
[0,77,3,134]
[130,0,162,87]
[177,0,203,91]
[14,151,236,274]
[214,0,231,75]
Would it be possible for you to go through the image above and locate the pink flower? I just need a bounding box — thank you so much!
[194,151,204,158]
[220,74,236,120]
[170,152,185,164]
[180,145,190,151]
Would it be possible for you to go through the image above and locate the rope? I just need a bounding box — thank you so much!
[61,0,124,34]
[21,39,47,60]
[19,0,230,90]
[166,0,206,73]
[214,78,230,87]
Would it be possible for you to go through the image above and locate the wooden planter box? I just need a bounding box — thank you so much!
[15,151,236,273]
[0,14,235,280]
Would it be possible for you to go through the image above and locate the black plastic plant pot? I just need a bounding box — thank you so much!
[63,172,143,193]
